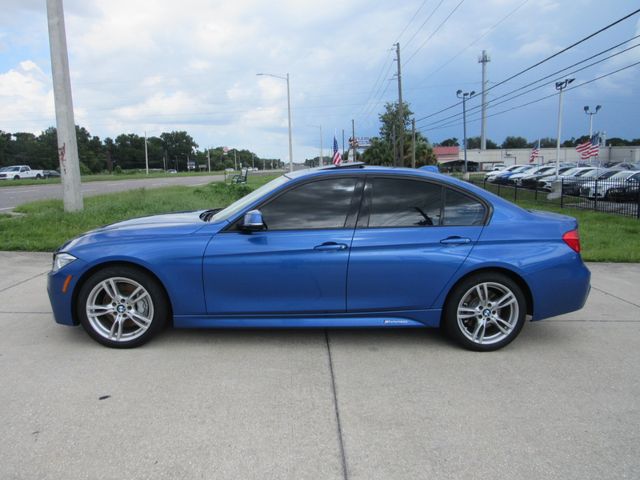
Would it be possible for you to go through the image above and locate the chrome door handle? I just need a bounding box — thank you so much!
[314,242,348,251]
[440,236,471,245]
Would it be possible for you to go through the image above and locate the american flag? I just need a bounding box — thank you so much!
[332,136,342,166]
[529,140,540,163]
[575,134,600,159]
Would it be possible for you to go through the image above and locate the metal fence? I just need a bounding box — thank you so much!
[470,177,640,219]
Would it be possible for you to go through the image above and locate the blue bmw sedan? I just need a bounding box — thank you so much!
[48,164,590,351]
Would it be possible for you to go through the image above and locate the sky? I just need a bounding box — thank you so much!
[1,0,639,163]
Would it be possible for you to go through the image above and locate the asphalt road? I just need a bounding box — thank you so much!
[0,253,638,480]
[0,175,225,211]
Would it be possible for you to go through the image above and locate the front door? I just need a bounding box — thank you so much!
[203,177,362,314]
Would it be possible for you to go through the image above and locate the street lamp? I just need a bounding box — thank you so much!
[309,124,323,167]
[584,105,602,138]
[554,78,574,176]
[257,72,293,172]
[456,89,476,175]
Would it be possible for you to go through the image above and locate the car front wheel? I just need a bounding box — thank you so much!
[77,266,169,348]
[444,272,526,351]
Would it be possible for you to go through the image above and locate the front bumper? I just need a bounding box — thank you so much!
[47,258,88,326]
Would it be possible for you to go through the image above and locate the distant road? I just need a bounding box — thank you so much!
[0,174,225,211]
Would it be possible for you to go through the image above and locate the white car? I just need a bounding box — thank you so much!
[509,165,556,186]
[537,167,596,191]
[0,165,44,180]
[484,165,521,181]
[579,170,640,199]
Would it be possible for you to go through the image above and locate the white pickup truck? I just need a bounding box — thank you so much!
[0,165,45,180]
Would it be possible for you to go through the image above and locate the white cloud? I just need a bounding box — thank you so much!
[0,0,638,158]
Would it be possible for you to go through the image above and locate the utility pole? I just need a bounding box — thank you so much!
[319,126,323,167]
[351,119,356,163]
[234,150,238,170]
[392,124,397,166]
[478,50,490,150]
[411,118,416,168]
[555,78,574,177]
[395,42,404,167]
[207,149,211,172]
[144,131,149,174]
[46,0,83,212]
[342,129,345,157]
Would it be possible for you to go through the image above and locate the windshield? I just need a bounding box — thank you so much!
[575,168,595,177]
[610,171,633,180]
[209,175,290,223]
[0,166,19,172]
[598,170,619,179]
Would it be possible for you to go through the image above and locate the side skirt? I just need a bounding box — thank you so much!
[173,309,441,329]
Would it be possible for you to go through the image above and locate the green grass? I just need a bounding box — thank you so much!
[1,173,638,261]
[0,170,227,188]
[0,176,276,251]
[473,180,640,262]
[514,200,640,262]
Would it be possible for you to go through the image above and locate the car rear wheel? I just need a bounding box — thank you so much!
[77,266,169,348]
[444,272,526,351]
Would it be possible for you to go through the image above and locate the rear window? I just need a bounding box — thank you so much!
[442,189,486,226]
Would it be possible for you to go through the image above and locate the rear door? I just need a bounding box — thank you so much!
[347,176,487,312]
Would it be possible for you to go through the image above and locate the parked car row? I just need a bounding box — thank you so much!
[485,164,640,201]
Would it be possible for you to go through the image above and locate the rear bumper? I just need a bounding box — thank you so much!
[526,257,591,321]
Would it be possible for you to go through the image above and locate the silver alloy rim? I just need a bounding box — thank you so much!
[86,277,154,342]
[457,282,519,346]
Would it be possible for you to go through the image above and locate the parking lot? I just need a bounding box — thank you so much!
[0,252,638,480]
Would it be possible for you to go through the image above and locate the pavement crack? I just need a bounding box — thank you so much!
[0,270,49,294]
[325,330,349,480]
[591,286,640,309]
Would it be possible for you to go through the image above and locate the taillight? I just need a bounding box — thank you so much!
[562,229,581,253]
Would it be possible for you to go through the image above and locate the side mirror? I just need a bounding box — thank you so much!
[242,210,265,232]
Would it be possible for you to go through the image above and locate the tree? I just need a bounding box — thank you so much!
[369,101,436,167]
[538,137,557,148]
[439,137,459,147]
[466,136,498,149]
[160,131,198,170]
[501,136,529,149]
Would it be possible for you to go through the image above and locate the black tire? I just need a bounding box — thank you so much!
[13,175,19,180]
[76,265,169,348]
[35,174,42,179]
[443,272,526,352]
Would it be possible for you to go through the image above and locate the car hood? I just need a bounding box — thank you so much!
[61,211,221,251]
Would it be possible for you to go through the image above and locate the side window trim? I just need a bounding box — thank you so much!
[356,174,491,229]
[223,174,365,233]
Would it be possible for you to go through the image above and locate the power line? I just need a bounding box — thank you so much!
[414,7,640,122]
[395,0,430,43]
[418,60,640,133]
[402,0,446,51]
[419,38,640,128]
[417,0,530,83]
[403,0,466,67]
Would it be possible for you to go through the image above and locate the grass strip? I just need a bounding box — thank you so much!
[0,176,275,251]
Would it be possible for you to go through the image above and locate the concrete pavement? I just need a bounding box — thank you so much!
[0,254,638,480]
[0,175,225,211]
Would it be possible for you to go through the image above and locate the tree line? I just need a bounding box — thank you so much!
[0,127,281,173]
[437,135,640,149]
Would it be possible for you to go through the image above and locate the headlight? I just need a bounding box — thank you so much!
[52,252,77,272]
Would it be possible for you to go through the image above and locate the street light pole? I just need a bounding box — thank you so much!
[256,72,294,172]
[555,78,574,177]
[584,105,602,138]
[456,89,476,175]
[144,131,149,175]
[310,124,323,167]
